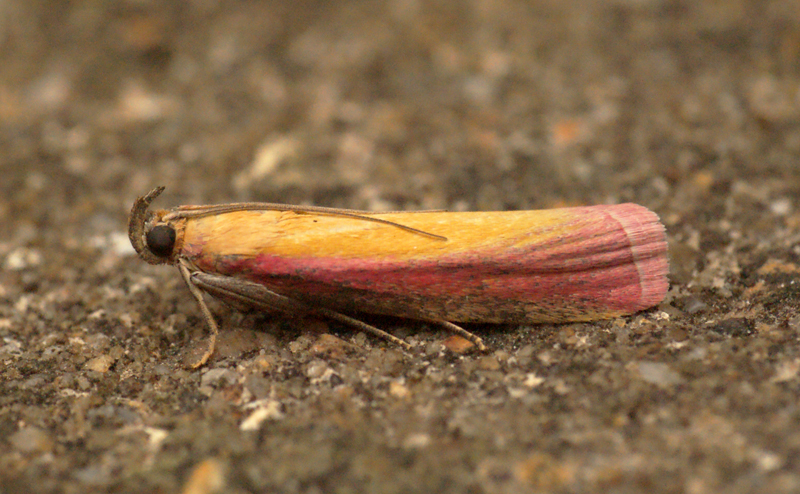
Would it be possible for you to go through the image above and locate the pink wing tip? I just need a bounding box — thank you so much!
[608,204,670,311]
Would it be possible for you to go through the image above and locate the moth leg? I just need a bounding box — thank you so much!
[198,288,264,314]
[178,260,219,368]
[429,320,487,352]
[190,272,413,351]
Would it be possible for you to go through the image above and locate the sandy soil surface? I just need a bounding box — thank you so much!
[3,1,800,493]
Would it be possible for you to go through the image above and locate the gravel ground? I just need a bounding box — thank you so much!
[3,1,800,493]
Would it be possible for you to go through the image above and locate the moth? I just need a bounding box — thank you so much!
[129,186,668,367]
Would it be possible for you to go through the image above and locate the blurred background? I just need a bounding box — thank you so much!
[3,1,800,493]
[7,1,799,220]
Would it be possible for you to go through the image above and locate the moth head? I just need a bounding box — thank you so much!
[129,186,177,265]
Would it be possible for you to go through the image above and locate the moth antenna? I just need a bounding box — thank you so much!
[172,203,448,241]
[128,186,169,265]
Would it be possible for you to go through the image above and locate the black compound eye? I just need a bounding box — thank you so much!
[146,225,176,258]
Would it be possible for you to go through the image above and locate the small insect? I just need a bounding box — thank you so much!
[129,187,668,367]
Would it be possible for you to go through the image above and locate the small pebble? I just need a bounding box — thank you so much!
[84,354,115,373]
[441,335,474,353]
[637,362,682,387]
[682,296,708,315]
[10,427,54,454]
